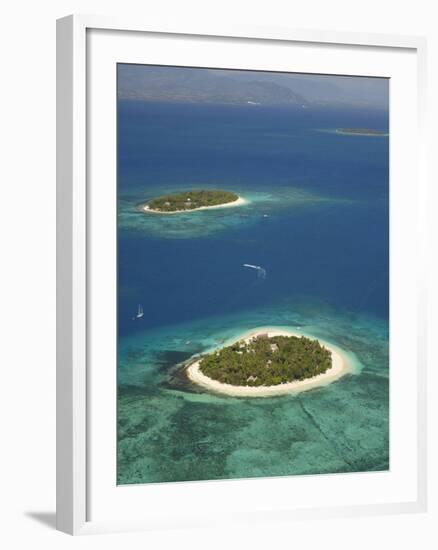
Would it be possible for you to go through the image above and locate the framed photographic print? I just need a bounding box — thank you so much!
[56,15,427,535]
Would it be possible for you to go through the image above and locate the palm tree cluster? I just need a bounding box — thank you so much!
[199,335,332,386]
[148,190,238,212]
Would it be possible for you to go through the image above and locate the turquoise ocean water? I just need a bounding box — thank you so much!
[117,100,389,484]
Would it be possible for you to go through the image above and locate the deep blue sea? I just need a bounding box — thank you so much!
[117,100,389,485]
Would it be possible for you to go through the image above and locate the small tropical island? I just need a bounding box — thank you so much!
[143,189,246,214]
[336,128,388,136]
[186,328,352,397]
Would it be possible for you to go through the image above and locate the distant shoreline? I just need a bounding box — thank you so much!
[186,327,352,397]
[143,195,247,214]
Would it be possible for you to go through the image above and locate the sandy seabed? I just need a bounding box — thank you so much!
[143,196,248,214]
[186,327,353,397]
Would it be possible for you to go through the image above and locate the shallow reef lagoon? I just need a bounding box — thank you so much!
[117,100,389,485]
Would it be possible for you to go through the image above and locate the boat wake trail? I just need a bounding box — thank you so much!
[243,263,267,280]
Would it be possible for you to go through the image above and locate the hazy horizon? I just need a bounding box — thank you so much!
[118,64,389,110]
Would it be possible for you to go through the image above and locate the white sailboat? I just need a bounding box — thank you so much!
[135,304,144,319]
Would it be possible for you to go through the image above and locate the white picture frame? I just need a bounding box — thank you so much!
[56,14,428,535]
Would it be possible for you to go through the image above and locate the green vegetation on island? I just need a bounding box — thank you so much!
[146,190,239,212]
[198,334,332,387]
[336,128,388,136]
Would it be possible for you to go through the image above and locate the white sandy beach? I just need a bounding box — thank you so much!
[186,327,352,397]
[143,195,248,214]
